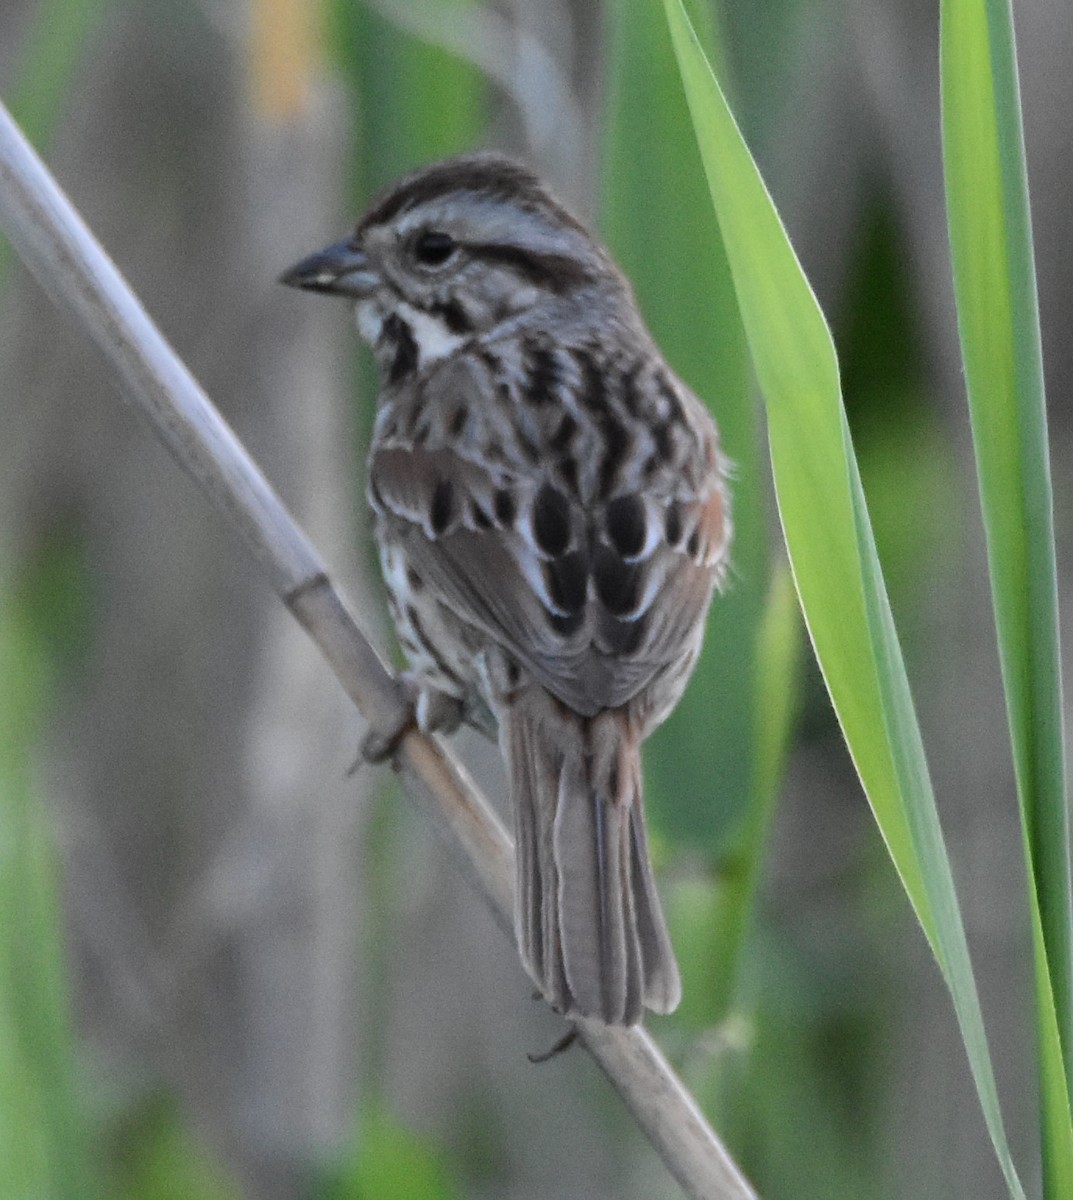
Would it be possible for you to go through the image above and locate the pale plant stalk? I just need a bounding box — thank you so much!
[0,99,757,1200]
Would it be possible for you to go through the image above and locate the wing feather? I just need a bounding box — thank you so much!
[370,438,726,716]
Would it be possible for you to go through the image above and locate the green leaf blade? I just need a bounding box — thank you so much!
[662,1,1026,1193]
[941,0,1073,1188]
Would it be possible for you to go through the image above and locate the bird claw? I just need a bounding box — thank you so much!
[347,676,420,773]
[353,720,414,770]
[527,1028,578,1064]
[348,677,465,772]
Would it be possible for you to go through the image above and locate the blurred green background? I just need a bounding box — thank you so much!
[1,0,1070,1197]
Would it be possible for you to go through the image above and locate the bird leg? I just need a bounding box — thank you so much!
[356,673,465,767]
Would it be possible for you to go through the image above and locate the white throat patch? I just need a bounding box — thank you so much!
[397,301,467,366]
[354,300,384,346]
[355,299,468,370]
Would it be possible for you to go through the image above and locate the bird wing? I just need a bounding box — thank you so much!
[369,434,728,718]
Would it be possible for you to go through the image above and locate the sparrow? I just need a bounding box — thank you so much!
[281,153,730,1024]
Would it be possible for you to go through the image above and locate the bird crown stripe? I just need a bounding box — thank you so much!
[357,154,589,239]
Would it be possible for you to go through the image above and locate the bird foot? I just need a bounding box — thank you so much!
[527,1028,579,1064]
[350,676,465,771]
[356,721,413,768]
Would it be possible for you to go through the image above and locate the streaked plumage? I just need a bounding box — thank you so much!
[282,154,731,1025]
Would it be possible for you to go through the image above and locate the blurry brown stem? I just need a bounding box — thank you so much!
[0,99,758,1200]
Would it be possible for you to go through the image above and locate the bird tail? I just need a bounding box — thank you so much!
[503,688,681,1025]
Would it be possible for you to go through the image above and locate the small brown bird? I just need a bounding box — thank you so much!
[281,154,730,1025]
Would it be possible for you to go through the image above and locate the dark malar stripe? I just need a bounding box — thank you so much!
[382,313,419,384]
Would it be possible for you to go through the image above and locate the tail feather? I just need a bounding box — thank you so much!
[503,689,680,1025]
[512,726,545,980]
[627,775,681,1013]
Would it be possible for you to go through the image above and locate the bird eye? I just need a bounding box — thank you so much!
[413,230,457,267]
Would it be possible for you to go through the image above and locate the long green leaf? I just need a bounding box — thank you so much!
[941,0,1073,1190]
[662,1,1024,1193]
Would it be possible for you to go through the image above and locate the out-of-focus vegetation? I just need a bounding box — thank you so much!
[1,0,1070,1197]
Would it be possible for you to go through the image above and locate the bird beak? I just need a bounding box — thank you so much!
[278,239,379,297]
